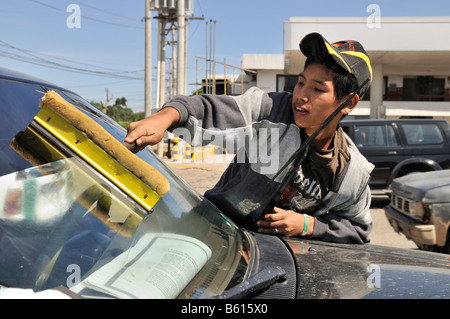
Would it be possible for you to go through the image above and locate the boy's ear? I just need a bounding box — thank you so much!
[341,93,359,115]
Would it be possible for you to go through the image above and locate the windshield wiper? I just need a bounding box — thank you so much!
[212,266,286,299]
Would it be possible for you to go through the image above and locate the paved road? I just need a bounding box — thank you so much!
[165,156,417,250]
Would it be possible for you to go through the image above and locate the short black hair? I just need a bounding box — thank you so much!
[304,57,361,100]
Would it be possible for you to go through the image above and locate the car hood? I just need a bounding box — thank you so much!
[391,170,450,202]
[282,237,450,299]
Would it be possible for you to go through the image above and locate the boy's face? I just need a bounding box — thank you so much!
[292,62,349,137]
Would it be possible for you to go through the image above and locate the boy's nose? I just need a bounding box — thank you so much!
[294,88,308,103]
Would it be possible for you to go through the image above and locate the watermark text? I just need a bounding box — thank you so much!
[367,264,381,289]
[366,4,381,28]
[66,4,81,29]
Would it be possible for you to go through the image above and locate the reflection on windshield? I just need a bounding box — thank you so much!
[0,155,248,298]
[0,159,143,291]
[72,233,212,298]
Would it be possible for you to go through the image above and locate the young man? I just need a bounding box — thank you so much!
[125,32,374,244]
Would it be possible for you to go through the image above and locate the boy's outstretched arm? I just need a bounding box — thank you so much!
[124,107,180,152]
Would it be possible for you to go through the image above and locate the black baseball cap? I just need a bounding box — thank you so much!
[299,32,372,97]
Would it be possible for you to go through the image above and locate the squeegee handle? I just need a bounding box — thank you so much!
[122,141,137,152]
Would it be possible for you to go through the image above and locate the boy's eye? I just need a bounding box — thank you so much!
[314,87,325,92]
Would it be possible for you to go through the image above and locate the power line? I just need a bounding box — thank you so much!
[0,40,143,74]
[0,40,144,80]
[69,0,141,22]
[29,0,144,29]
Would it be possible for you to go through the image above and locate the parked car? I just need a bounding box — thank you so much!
[341,119,450,194]
[0,67,449,299]
[385,170,450,254]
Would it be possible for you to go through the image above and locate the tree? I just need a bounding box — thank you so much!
[90,100,105,112]
[105,97,137,127]
[113,97,127,107]
[90,93,143,128]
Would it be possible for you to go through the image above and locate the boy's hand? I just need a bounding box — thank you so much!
[257,206,314,237]
[124,107,180,152]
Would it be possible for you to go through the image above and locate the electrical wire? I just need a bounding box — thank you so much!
[69,0,141,22]
[29,0,144,30]
[0,40,144,80]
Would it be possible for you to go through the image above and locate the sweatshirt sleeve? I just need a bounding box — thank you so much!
[309,185,373,244]
[163,87,268,130]
[161,87,283,149]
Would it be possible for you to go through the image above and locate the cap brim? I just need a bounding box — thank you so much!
[299,33,372,96]
[299,33,352,74]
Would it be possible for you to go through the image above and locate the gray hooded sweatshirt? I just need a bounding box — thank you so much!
[164,87,374,244]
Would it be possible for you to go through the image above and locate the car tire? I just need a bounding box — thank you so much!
[422,244,439,252]
[445,231,450,254]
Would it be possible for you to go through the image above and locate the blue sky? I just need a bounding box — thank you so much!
[1,0,449,112]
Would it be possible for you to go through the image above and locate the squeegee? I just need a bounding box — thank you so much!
[16,90,169,213]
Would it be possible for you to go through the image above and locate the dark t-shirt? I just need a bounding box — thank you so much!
[276,127,349,212]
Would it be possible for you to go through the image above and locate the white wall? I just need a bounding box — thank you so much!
[354,101,450,121]
[256,70,279,92]
[284,17,450,51]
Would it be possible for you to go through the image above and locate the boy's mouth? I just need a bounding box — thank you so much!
[295,106,309,114]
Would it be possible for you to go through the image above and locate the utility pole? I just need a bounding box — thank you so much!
[177,0,185,95]
[156,17,167,157]
[144,0,152,117]
[147,0,202,158]
[171,24,177,99]
[158,18,167,109]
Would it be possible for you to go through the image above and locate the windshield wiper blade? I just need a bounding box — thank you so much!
[212,266,286,299]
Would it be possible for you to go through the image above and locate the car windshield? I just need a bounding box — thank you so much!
[0,85,250,299]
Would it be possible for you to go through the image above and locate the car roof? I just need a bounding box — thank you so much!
[0,66,67,91]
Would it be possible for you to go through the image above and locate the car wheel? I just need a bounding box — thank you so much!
[445,230,450,254]
[422,243,448,254]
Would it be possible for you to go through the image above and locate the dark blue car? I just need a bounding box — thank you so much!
[0,67,449,299]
